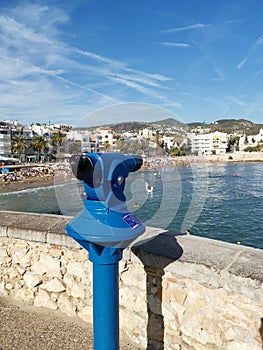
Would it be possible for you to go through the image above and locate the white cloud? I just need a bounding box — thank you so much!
[1,3,262,126]
[225,95,244,107]
[255,69,263,77]
[0,2,182,125]
[237,57,248,70]
[225,19,244,25]
[161,42,191,48]
[162,23,209,33]
[0,15,48,45]
[69,46,172,83]
[237,33,263,69]
[254,34,263,48]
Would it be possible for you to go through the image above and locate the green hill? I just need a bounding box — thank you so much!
[188,119,263,135]
[84,118,262,136]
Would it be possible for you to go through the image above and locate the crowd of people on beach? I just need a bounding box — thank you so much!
[1,153,241,189]
[0,156,192,187]
[0,159,75,186]
[142,156,191,170]
[0,165,56,185]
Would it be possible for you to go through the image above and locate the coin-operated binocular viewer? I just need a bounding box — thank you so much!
[65,153,145,350]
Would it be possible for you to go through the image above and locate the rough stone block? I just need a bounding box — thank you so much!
[66,261,85,277]
[77,306,92,323]
[32,254,61,278]
[23,271,42,289]
[57,292,76,317]
[10,286,34,304]
[172,289,187,306]
[34,289,57,310]
[40,278,65,293]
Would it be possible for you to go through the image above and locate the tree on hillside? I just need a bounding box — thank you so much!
[228,136,240,152]
[155,131,163,148]
[129,140,142,154]
[170,147,185,157]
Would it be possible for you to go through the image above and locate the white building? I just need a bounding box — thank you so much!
[239,128,263,149]
[138,127,155,140]
[0,127,11,156]
[0,121,33,157]
[67,128,115,153]
[254,128,263,143]
[162,135,177,150]
[96,127,114,151]
[189,131,228,155]
[31,122,70,136]
[31,123,51,136]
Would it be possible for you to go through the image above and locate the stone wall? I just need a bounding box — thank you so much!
[0,211,262,350]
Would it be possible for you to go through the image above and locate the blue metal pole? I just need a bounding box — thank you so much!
[88,243,123,350]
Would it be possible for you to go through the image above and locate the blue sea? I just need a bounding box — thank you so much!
[0,162,262,249]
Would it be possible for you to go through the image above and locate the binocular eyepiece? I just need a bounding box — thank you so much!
[70,154,94,181]
[69,153,143,182]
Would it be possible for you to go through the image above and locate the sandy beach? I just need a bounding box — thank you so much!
[1,152,262,195]
[0,176,56,194]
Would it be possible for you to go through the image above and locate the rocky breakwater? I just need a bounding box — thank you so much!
[0,211,262,350]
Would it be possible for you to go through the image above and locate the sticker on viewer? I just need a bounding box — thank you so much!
[122,213,142,229]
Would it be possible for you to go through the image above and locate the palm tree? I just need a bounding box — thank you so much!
[103,141,111,152]
[32,136,49,162]
[115,139,123,152]
[129,139,141,154]
[51,131,65,156]
[11,135,28,162]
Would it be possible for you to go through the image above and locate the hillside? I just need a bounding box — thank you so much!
[89,118,188,133]
[83,118,262,135]
[152,117,186,128]
[107,121,148,133]
[188,119,263,135]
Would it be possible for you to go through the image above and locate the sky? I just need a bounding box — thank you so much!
[0,0,263,127]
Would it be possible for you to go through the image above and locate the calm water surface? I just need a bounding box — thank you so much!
[0,162,262,249]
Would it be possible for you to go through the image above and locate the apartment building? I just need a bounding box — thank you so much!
[138,127,155,140]
[96,127,114,151]
[0,127,11,156]
[239,128,263,150]
[0,121,33,157]
[189,131,228,155]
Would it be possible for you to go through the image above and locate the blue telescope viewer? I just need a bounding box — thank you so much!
[65,152,145,350]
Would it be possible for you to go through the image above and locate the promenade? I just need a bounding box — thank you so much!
[0,298,140,350]
[0,211,262,349]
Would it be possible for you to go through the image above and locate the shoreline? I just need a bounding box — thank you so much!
[0,176,74,195]
[143,152,263,169]
[0,177,55,194]
[1,152,262,195]
[190,151,263,163]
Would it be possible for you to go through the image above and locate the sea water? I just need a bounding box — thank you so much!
[0,162,262,249]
